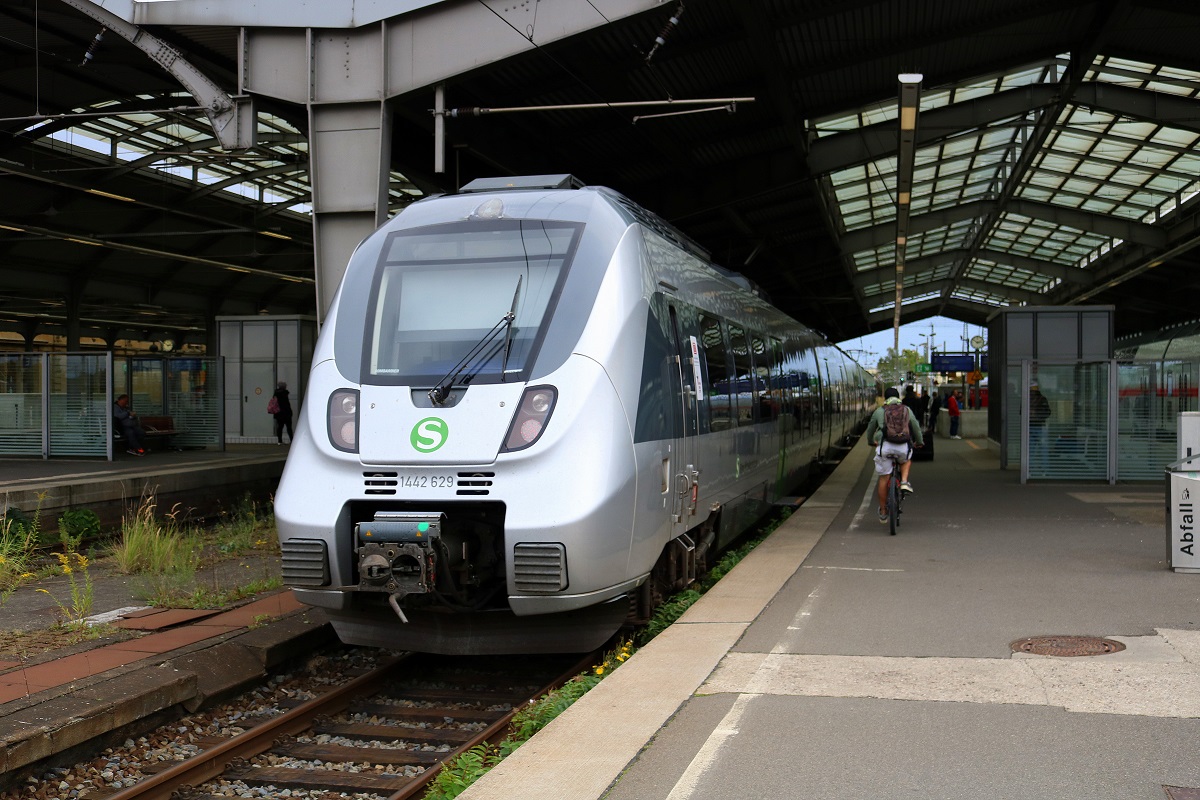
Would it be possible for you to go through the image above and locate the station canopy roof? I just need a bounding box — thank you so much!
[2,1,1200,349]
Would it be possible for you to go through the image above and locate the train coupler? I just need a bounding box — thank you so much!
[354,512,444,599]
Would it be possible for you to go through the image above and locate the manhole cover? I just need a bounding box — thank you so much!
[1010,635,1126,657]
[1164,787,1200,800]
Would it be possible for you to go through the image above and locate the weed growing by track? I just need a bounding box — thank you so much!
[420,508,794,800]
[0,494,46,604]
[110,490,281,607]
[35,552,94,628]
[111,494,199,576]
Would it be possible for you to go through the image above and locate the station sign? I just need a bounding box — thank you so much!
[1167,471,1200,572]
[931,352,975,372]
[914,362,932,373]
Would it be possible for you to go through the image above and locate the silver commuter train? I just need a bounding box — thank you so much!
[275,175,873,655]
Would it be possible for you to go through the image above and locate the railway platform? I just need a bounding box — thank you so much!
[461,435,1200,800]
[0,444,287,536]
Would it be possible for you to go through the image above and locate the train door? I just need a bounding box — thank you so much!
[668,305,701,533]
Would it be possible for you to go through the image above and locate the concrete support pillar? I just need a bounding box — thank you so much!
[66,285,83,351]
[309,101,391,322]
[204,304,220,357]
[21,321,37,353]
[235,0,663,322]
[243,23,391,322]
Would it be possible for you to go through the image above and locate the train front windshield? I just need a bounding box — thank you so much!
[365,220,581,386]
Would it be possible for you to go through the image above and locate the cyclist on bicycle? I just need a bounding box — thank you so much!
[866,386,924,523]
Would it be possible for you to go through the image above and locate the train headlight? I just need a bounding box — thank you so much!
[328,389,359,452]
[501,385,557,452]
[472,198,504,219]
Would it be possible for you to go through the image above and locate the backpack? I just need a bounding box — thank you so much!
[883,403,911,444]
[267,395,280,415]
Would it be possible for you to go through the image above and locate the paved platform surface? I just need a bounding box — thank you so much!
[460,435,1200,800]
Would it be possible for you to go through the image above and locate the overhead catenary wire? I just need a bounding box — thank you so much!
[445,97,754,117]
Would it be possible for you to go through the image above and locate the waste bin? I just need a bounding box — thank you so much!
[1165,457,1200,573]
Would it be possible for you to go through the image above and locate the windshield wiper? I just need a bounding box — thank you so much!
[500,275,522,377]
[428,276,522,405]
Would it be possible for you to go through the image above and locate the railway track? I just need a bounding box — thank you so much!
[89,650,593,800]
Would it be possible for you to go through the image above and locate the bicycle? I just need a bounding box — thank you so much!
[883,452,905,535]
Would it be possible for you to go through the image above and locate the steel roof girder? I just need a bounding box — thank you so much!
[973,248,1090,285]
[1053,211,1200,306]
[840,200,990,253]
[866,296,943,326]
[58,0,255,150]
[807,85,1059,175]
[851,248,1088,292]
[1005,198,1166,248]
[864,276,1035,309]
[867,296,994,327]
[240,1,663,103]
[840,194,1165,255]
[807,80,1200,178]
[957,277,1040,305]
[1072,82,1200,136]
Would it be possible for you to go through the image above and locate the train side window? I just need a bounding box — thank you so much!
[772,338,786,422]
[728,325,754,426]
[751,334,780,422]
[698,314,732,431]
[779,341,801,438]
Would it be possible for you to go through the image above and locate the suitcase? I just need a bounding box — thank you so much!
[911,427,935,461]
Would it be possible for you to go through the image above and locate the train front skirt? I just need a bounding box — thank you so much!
[324,595,631,655]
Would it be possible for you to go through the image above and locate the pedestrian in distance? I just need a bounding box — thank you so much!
[927,388,942,435]
[947,389,962,439]
[271,381,294,445]
[1029,384,1051,469]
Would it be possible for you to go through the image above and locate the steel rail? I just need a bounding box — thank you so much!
[96,649,600,800]
[99,654,412,800]
[384,650,599,800]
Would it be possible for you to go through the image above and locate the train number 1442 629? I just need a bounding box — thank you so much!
[398,474,455,489]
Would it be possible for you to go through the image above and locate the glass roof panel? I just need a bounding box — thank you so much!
[1151,128,1200,149]
[852,242,896,272]
[951,287,1011,307]
[24,99,421,221]
[815,52,1200,316]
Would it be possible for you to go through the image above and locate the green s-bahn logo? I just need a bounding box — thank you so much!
[411,417,449,453]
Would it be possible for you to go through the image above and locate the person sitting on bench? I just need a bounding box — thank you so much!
[113,394,146,456]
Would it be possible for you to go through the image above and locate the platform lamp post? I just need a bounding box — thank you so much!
[918,331,933,398]
[892,73,923,356]
[956,335,969,407]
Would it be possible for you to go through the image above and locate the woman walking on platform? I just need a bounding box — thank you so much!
[271,381,294,445]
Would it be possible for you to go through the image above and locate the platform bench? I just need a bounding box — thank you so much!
[114,414,186,451]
